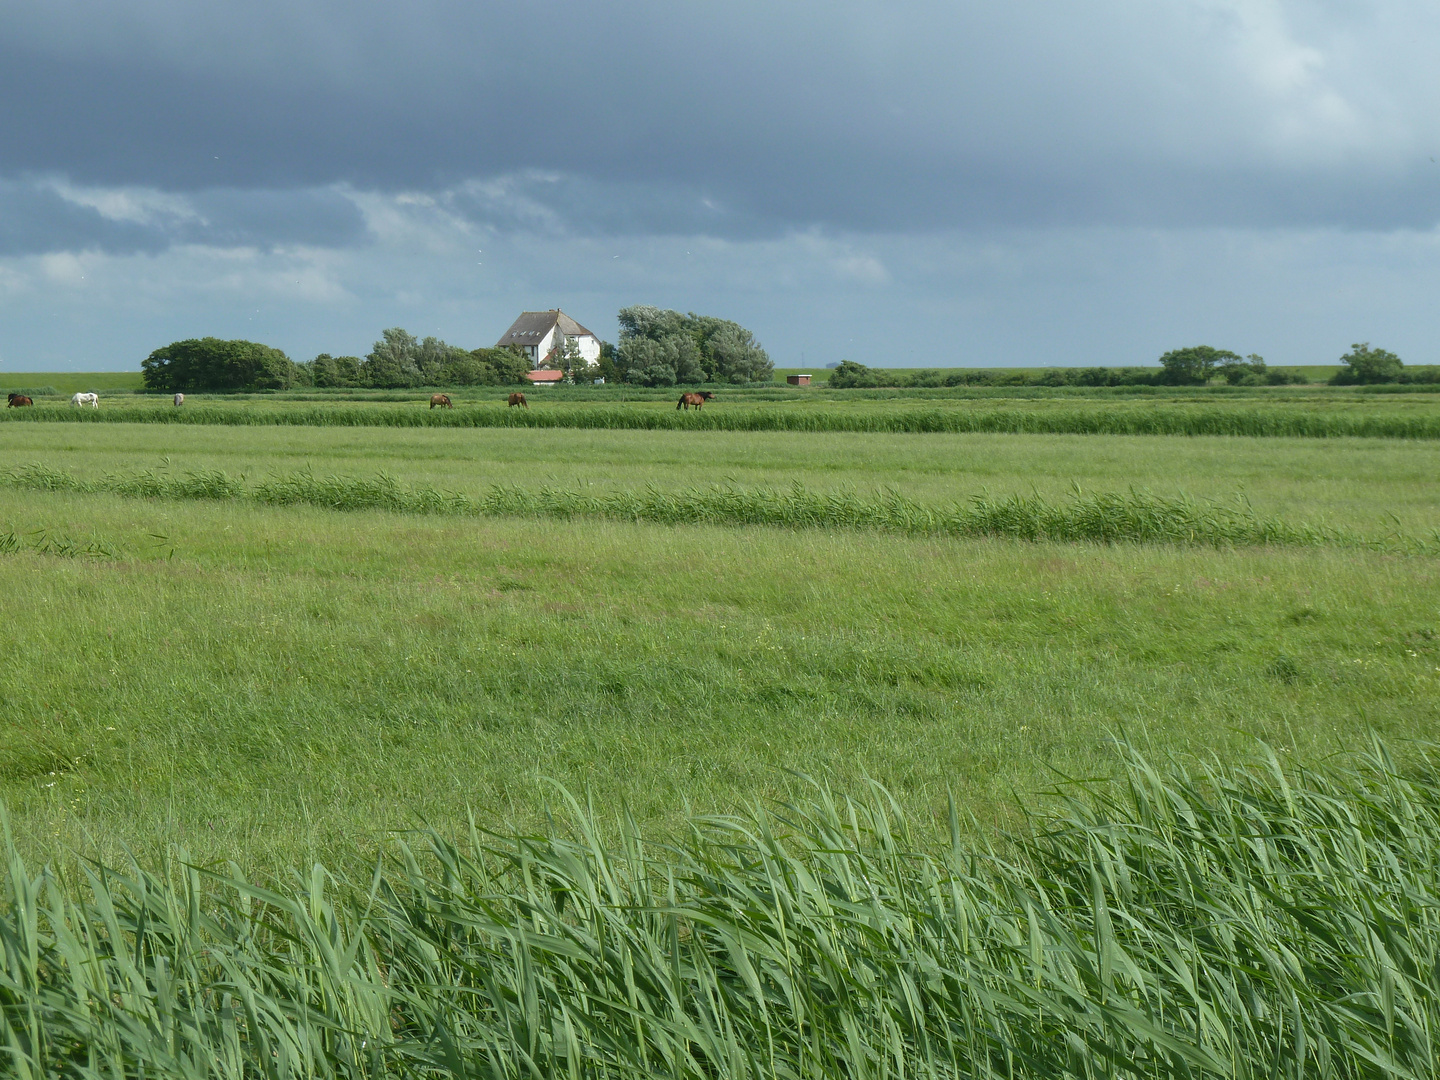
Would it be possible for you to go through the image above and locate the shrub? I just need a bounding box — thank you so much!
[1399,365,1440,385]
[1218,353,1267,385]
[141,338,300,392]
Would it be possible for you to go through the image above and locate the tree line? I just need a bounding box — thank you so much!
[140,331,536,392]
[140,323,1422,395]
[829,343,1428,389]
[141,307,774,393]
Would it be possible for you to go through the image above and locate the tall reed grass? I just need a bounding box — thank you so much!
[3,743,1438,1078]
[3,462,1398,549]
[3,401,1440,438]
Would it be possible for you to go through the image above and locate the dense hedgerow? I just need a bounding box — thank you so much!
[4,462,1417,550]
[3,744,1439,1078]
[5,401,1440,438]
[828,359,1311,389]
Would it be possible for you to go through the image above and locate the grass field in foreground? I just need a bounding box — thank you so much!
[4,392,1438,1078]
[0,480,1436,874]
[6,745,1437,1079]
[4,422,1439,533]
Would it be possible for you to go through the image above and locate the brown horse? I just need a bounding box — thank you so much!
[676,391,714,410]
[508,392,528,408]
[6,394,32,408]
[429,393,453,409]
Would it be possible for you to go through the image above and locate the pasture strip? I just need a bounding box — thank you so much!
[4,401,1440,437]
[4,744,1440,1078]
[1,462,1413,550]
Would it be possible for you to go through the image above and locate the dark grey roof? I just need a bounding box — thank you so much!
[495,309,597,347]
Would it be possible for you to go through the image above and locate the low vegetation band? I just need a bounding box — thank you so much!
[3,462,1408,550]
[5,401,1440,437]
[3,743,1438,1078]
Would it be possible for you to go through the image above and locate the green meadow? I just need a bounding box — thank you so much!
[2,410,1439,872]
[3,388,1440,1077]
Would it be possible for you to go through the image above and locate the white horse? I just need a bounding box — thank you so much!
[70,392,98,408]
[173,393,185,407]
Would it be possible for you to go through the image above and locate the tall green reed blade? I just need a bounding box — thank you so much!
[3,744,1440,1077]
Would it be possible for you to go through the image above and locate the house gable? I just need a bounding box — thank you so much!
[496,309,601,365]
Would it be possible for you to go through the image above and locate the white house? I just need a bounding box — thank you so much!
[495,310,602,367]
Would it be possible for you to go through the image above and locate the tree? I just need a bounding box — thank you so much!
[441,353,495,386]
[700,321,771,383]
[480,346,532,385]
[1332,342,1403,385]
[1157,345,1240,385]
[414,336,473,385]
[307,354,364,388]
[141,338,299,391]
[363,328,422,388]
[595,341,620,384]
[1217,353,1267,385]
[614,305,772,385]
[549,336,592,384]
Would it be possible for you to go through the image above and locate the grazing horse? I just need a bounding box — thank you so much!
[71,392,98,408]
[676,391,714,410]
[429,393,453,409]
[173,393,185,407]
[7,393,33,408]
[508,392,528,408]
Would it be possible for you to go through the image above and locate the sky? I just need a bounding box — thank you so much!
[0,0,1437,371]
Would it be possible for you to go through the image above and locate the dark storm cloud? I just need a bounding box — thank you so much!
[1,0,1438,240]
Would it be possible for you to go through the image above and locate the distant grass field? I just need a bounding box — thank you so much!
[1,421,1438,877]
[6,385,1440,438]
[1,370,145,395]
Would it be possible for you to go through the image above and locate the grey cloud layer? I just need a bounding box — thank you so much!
[0,179,368,255]
[2,0,1438,237]
[1,1,1436,377]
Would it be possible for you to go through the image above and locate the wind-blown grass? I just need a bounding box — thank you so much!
[0,527,122,559]
[3,743,1438,1078]
[5,400,1440,438]
[2,462,1396,549]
